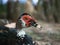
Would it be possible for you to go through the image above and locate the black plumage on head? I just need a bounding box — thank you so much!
[18,13,31,20]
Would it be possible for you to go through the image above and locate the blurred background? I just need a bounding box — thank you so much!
[0,0,60,45]
[0,0,60,23]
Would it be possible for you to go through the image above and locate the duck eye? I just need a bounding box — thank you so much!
[24,18,28,20]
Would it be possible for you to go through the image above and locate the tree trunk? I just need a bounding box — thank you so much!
[51,0,60,23]
[25,0,36,15]
[36,0,55,22]
[13,0,20,22]
[7,0,14,21]
[7,0,20,22]
[36,0,47,21]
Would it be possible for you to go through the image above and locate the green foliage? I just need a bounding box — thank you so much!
[0,4,7,14]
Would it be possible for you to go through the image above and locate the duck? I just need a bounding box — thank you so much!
[0,13,42,45]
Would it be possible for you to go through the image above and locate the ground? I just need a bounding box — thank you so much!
[0,19,60,45]
[25,20,60,45]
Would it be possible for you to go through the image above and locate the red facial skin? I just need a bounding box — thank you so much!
[21,15,36,27]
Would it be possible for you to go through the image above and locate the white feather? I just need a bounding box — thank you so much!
[17,30,26,37]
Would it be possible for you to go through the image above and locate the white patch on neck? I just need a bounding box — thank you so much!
[20,19,26,27]
[17,28,26,37]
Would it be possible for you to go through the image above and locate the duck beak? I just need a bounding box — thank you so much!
[30,20,42,28]
[36,24,42,29]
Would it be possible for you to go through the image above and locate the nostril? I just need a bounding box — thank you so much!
[32,23,37,27]
[30,20,36,25]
